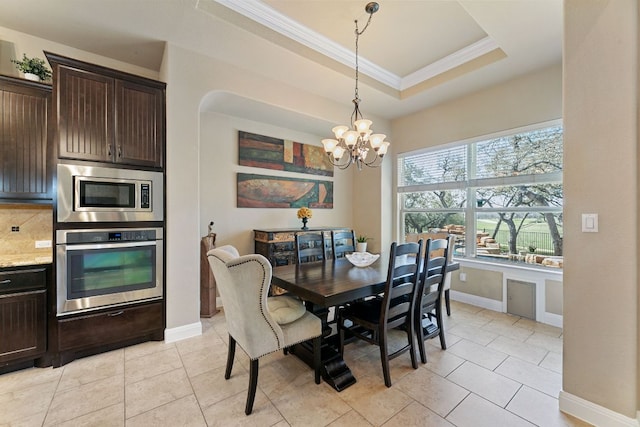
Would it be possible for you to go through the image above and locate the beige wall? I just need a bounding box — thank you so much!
[391,63,562,156]
[563,0,638,418]
[451,267,503,301]
[162,44,391,332]
[198,111,355,255]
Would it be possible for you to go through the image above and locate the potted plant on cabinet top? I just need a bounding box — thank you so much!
[356,235,370,253]
[11,54,52,82]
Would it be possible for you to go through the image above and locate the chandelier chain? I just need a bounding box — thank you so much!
[321,2,388,171]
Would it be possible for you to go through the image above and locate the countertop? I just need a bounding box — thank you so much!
[0,253,53,268]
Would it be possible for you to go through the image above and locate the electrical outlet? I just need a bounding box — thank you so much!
[459,272,467,282]
[35,240,52,248]
[11,226,19,232]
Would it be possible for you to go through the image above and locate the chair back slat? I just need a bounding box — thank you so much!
[296,232,327,263]
[380,240,423,328]
[332,230,355,258]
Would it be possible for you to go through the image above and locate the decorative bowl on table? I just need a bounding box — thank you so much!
[345,252,380,268]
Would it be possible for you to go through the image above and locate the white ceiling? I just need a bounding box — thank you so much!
[0,0,562,121]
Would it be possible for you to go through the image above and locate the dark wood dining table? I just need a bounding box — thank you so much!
[271,256,459,391]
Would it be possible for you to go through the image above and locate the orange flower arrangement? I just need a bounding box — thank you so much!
[297,207,313,219]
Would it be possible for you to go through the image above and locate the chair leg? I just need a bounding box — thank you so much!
[407,317,418,370]
[313,336,321,384]
[245,359,259,415]
[436,305,447,350]
[415,309,427,364]
[225,334,236,380]
[445,289,451,316]
[379,327,392,387]
[338,318,345,356]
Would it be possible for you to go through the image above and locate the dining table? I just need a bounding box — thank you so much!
[271,255,459,391]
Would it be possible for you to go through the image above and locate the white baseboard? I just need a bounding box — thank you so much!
[164,321,202,343]
[450,290,503,312]
[450,290,563,327]
[543,312,563,328]
[559,391,640,427]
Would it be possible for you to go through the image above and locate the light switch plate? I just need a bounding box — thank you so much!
[582,214,598,232]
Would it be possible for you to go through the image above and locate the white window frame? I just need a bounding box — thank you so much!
[397,119,563,264]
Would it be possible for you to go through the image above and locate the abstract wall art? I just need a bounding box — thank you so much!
[237,173,333,208]
[238,131,333,177]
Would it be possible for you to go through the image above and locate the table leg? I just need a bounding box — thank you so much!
[290,303,356,391]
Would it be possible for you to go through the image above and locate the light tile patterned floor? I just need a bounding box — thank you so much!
[0,301,593,427]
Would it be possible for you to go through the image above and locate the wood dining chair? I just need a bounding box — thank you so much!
[337,240,423,387]
[296,232,328,263]
[415,237,451,364]
[331,230,356,258]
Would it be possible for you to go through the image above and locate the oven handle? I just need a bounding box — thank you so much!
[62,241,158,251]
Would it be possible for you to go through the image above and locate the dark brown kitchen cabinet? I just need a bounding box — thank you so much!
[55,301,164,366]
[0,75,51,201]
[45,51,165,169]
[0,266,48,368]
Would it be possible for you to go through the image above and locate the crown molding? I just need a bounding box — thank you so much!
[213,0,501,93]
[400,36,499,90]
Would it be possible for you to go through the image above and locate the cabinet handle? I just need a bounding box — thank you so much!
[107,144,112,157]
[107,310,124,317]
[117,146,122,158]
[0,279,11,285]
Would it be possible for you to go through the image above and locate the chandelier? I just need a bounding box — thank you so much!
[321,2,389,170]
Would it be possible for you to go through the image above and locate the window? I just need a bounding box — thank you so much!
[398,122,563,268]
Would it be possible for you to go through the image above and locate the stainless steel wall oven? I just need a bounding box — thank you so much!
[56,227,163,316]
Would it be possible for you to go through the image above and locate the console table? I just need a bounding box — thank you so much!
[254,227,351,266]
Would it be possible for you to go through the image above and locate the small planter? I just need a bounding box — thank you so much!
[23,73,40,82]
[356,242,367,253]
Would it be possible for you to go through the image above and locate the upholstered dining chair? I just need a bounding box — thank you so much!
[337,240,423,387]
[415,237,450,364]
[331,230,356,258]
[295,232,327,263]
[207,245,322,415]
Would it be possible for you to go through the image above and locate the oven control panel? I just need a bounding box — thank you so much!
[57,228,163,244]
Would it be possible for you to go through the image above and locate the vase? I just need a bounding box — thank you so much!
[301,217,308,230]
[24,73,40,82]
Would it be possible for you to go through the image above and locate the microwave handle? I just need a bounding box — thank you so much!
[64,241,157,251]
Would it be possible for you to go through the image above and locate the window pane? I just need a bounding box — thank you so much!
[398,145,466,186]
[476,212,563,258]
[476,184,563,209]
[403,211,465,234]
[402,190,466,209]
[475,126,563,179]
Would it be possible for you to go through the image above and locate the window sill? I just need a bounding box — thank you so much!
[454,256,563,278]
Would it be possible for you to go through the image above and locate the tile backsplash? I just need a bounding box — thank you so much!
[0,204,53,255]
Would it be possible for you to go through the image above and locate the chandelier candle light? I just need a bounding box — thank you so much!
[322,2,389,170]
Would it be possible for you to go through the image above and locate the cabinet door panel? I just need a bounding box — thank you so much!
[0,78,50,200]
[57,302,163,351]
[116,80,164,168]
[0,290,46,363]
[57,66,114,162]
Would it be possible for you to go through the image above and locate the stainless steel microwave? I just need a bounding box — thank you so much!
[57,163,164,223]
